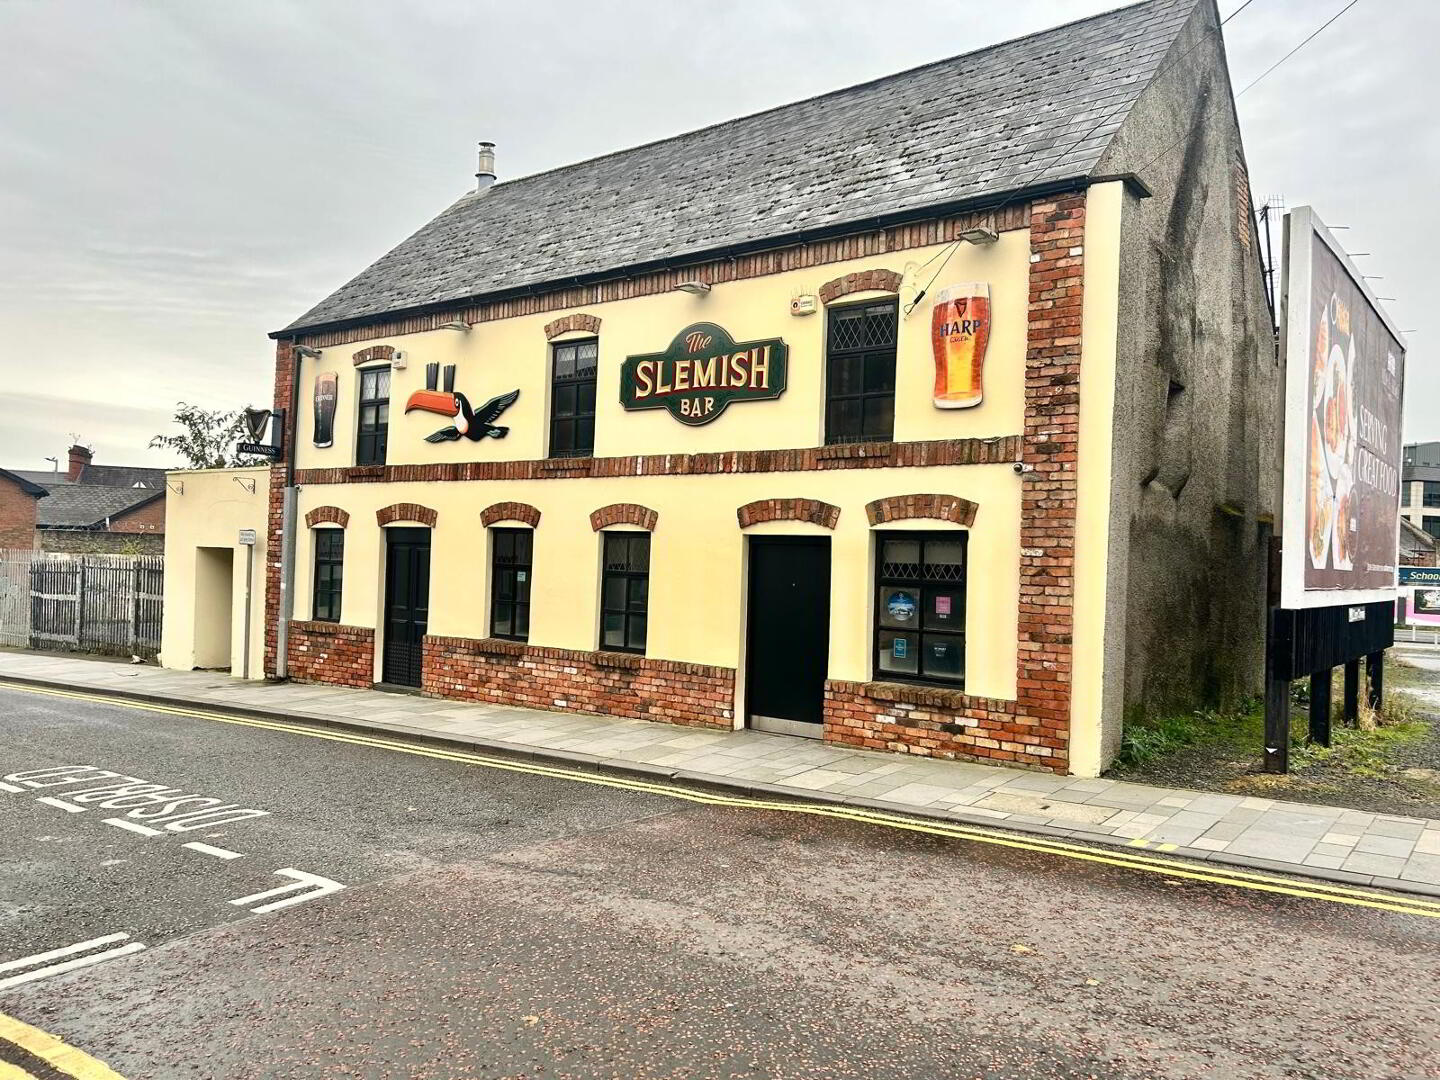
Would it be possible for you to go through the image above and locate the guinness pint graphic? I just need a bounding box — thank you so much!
[313,371,338,448]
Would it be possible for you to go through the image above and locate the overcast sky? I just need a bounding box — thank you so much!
[1,0,1434,469]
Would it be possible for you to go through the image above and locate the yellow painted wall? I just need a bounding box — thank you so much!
[291,233,1031,470]
[1069,182,1124,777]
[292,462,1021,705]
[159,466,269,679]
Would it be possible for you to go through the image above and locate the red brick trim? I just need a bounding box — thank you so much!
[289,206,1032,349]
[865,494,978,527]
[305,506,350,529]
[736,499,840,529]
[289,621,374,688]
[480,501,541,528]
[296,436,1019,487]
[423,635,733,729]
[376,502,438,527]
[353,345,395,367]
[589,503,658,531]
[818,268,902,304]
[543,313,601,340]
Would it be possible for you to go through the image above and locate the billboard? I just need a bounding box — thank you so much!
[1280,206,1406,609]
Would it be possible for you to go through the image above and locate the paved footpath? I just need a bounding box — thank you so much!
[3,649,1439,898]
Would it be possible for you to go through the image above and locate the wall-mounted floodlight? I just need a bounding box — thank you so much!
[674,281,712,295]
[958,226,998,245]
[295,345,322,359]
[438,321,470,332]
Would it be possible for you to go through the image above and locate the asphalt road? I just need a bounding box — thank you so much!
[1,684,1438,1080]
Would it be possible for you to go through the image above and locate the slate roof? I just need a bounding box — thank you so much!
[282,0,1196,336]
[1401,519,1438,560]
[12,465,166,489]
[0,468,48,499]
[35,486,163,529]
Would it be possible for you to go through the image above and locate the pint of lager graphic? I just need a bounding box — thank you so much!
[930,283,991,409]
[313,371,338,448]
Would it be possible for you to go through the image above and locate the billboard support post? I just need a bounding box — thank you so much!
[1342,659,1360,726]
[1309,668,1333,748]
[1367,651,1384,711]
[1263,608,1289,775]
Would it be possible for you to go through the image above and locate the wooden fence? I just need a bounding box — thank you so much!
[0,550,163,657]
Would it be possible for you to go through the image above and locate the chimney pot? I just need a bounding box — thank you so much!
[475,141,496,191]
[67,443,93,483]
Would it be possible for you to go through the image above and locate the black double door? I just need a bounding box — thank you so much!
[382,528,431,687]
[746,537,831,735]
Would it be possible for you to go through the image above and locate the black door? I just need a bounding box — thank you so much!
[382,527,431,687]
[746,537,831,734]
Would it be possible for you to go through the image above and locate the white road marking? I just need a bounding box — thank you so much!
[229,868,346,913]
[0,934,147,989]
[102,817,162,837]
[0,782,22,793]
[183,842,244,860]
[35,796,83,813]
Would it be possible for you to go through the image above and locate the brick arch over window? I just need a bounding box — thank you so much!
[818,269,903,305]
[865,494,978,527]
[480,501,541,528]
[589,503,657,532]
[544,313,602,340]
[736,499,840,530]
[305,506,350,528]
[376,502,438,527]
[352,344,395,367]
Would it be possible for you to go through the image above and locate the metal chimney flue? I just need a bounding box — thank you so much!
[475,141,496,191]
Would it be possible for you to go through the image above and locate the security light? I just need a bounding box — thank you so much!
[438,321,470,331]
[674,281,712,295]
[295,345,322,359]
[958,226,999,245]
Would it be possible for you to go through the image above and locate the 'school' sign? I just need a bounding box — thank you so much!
[620,322,787,425]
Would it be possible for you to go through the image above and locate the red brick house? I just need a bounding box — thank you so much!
[2,446,167,554]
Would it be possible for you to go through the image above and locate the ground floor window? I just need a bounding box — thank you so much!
[490,528,532,641]
[874,531,966,686]
[312,529,344,622]
[601,532,649,653]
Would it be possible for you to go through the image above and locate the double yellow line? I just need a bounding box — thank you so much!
[8,679,1440,920]
[0,1012,125,1080]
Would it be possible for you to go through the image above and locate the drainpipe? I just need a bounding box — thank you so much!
[274,344,302,679]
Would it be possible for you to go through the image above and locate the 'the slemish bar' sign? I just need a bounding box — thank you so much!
[620,322,787,425]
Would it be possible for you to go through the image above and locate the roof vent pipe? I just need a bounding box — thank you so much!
[475,141,496,191]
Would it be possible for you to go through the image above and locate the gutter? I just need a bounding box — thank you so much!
[271,172,1151,341]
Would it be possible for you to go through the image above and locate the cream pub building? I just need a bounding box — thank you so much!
[193,0,1280,777]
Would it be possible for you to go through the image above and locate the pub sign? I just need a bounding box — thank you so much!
[620,322,787,425]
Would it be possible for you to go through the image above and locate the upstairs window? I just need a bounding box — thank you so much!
[600,532,649,653]
[825,300,897,445]
[357,367,390,466]
[489,528,533,641]
[312,529,345,622]
[550,339,598,458]
[874,532,966,687]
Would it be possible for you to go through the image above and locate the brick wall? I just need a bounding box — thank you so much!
[107,496,165,535]
[38,531,164,555]
[288,620,374,687]
[822,196,1085,772]
[264,340,297,677]
[423,635,734,729]
[0,476,38,551]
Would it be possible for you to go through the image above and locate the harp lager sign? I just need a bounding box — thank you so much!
[620,322,787,425]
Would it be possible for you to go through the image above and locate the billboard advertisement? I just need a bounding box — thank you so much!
[1280,206,1406,609]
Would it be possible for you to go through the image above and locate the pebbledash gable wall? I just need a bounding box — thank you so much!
[264,195,1083,772]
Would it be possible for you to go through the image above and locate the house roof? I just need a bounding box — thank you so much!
[0,468,49,499]
[12,465,166,489]
[35,485,164,529]
[1401,518,1438,558]
[280,0,1196,336]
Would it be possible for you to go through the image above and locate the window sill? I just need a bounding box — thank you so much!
[469,637,527,657]
[540,456,594,472]
[853,679,969,708]
[817,441,895,461]
[595,649,645,668]
[347,465,386,481]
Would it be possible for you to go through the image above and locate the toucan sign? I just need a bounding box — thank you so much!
[620,322,787,425]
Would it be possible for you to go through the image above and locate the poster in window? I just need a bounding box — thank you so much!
[313,371,338,448]
[1415,588,1440,617]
